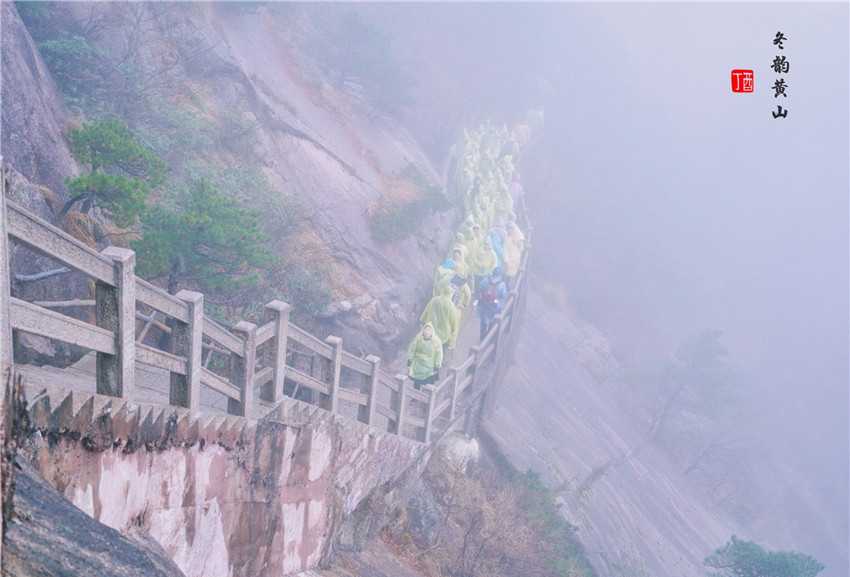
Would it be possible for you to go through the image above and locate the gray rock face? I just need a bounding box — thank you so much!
[1,2,458,361]
[1,2,77,196]
[484,288,731,577]
[404,479,442,550]
[3,459,186,577]
[20,387,428,577]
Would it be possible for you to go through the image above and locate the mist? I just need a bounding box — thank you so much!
[534,0,847,479]
[385,2,848,570]
[518,2,848,572]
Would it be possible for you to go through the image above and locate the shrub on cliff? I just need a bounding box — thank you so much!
[62,118,165,227]
[705,536,824,577]
[38,35,109,111]
[133,176,273,295]
[369,164,451,243]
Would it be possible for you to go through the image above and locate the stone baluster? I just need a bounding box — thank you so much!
[468,345,481,390]
[96,247,136,399]
[230,321,257,418]
[171,290,203,413]
[0,164,12,380]
[363,354,381,425]
[325,335,342,414]
[448,367,461,422]
[264,300,290,404]
[423,384,437,444]
[395,374,408,436]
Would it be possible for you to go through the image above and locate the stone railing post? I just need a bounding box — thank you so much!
[468,345,481,390]
[363,354,381,425]
[171,290,203,413]
[264,300,290,404]
[423,384,437,443]
[448,367,460,422]
[505,290,519,334]
[493,311,507,359]
[0,158,8,568]
[96,247,136,399]
[0,164,12,381]
[325,335,342,414]
[230,321,257,418]
[395,374,408,436]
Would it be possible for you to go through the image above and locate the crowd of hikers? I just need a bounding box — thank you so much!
[407,123,528,390]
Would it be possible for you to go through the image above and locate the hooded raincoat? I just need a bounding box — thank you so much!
[504,222,526,278]
[420,283,460,349]
[470,234,498,278]
[407,323,443,381]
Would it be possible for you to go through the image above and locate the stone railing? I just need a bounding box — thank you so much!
[0,176,529,444]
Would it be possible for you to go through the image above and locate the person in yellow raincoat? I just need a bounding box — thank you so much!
[434,245,468,289]
[450,232,467,259]
[503,221,526,280]
[420,282,460,351]
[434,259,455,289]
[450,245,468,279]
[469,224,498,280]
[461,215,477,244]
[406,322,443,389]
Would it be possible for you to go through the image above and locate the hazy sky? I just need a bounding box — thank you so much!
[347,1,848,567]
[526,0,847,454]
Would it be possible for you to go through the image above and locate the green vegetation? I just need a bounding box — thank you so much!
[705,536,824,577]
[369,165,451,243]
[38,35,108,109]
[405,430,595,577]
[136,103,217,161]
[133,177,273,295]
[63,118,165,227]
[510,469,596,577]
[479,432,597,577]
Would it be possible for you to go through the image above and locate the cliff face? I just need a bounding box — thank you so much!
[0,2,77,196]
[3,460,185,577]
[18,386,427,577]
[1,2,460,360]
[484,286,732,577]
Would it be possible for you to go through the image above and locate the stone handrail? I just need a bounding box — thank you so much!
[0,183,529,443]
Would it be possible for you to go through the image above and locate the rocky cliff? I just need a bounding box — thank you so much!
[14,384,427,577]
[0,2,78,196]
[2,2,464,361]
[3,459,185,577]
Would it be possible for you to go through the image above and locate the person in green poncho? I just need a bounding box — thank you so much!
[504,221,526,281]
[469,224,498,281]
[449,245,468,279]
[461,215,477,244]
[406,322,443,389]
[420,281,460,350]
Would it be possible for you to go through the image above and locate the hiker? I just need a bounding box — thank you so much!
[406,322,443,390]
[434,258,457,290]
[420,282,460,351]
[470,228,498,290]
[488,225,506,270]
[461,215,477,245]
[503,221,525,281]
[476,270,508,340]
[449,245,469,280]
